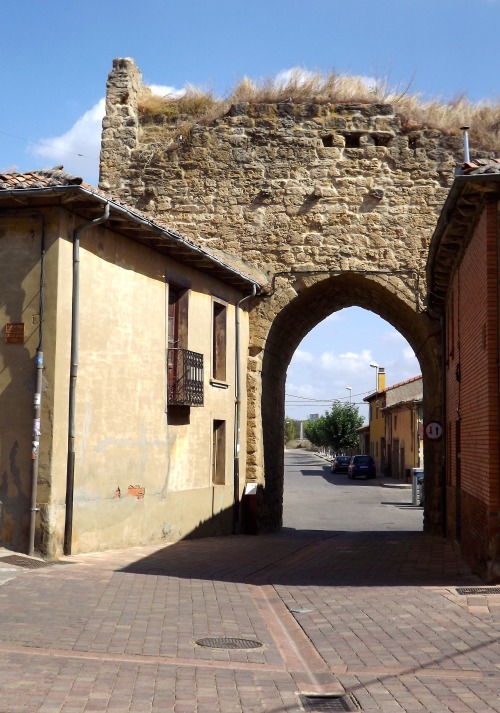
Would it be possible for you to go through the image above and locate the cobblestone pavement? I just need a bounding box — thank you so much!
[0,530,498,712]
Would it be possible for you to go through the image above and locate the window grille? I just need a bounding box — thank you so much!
[167,348,204,406]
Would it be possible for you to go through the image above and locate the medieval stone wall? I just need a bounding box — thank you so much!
[100,58,467,534]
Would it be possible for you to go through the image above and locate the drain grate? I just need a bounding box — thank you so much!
[0,555,49,569]
[300,693,361,712]
[456,587,500,595]
[195,636,263,650]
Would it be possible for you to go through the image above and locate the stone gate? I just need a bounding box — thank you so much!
[99,58,467,535]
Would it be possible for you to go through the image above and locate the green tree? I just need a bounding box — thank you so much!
[304,415,328,448]
[284,417,297,443]
[305,403,363,452]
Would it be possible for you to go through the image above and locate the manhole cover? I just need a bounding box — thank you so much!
[300,694,360,712]
[456,587,500,595]
[195,637,263,650]
[0,555,48,569]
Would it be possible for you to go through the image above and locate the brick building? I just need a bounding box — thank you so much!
[427,158,500,581]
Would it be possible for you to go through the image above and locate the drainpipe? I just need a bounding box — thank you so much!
[233,284,257,534]
[64,204,110,556]
[28,212,46,556]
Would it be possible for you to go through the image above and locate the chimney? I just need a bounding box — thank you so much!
[377,367,386,392]
[461,126,470,163]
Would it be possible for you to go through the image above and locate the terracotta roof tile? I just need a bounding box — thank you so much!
[385,374,422,392]
[461,158,500,175]
[0,168,84,189]
[0,167,268,290]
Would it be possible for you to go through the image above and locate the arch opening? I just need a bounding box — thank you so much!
[283,306,424,534]
[254,273,444,535]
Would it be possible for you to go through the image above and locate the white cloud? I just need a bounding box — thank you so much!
[403,346,416,360]
[290,349,315,365]
[31,98,105,182]
[324,312,343,323]
[148,84,185,98]
[381,329,405,343]
[319,349,374,373]
[286,382,324,400]
[274,67,317,88]
[30,82,184,184]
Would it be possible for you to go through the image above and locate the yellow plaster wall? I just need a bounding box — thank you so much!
[50,218,248,554]
[0,214,43,548]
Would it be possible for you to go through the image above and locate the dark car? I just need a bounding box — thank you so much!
[331,455,352,473]
[348,455,376,479]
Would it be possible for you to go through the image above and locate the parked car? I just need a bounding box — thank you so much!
[331,455,352,473]
[348,455,376,479]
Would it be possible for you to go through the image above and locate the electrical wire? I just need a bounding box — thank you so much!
[0,129,99,162]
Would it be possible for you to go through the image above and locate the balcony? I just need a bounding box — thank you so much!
[167,348,204,407]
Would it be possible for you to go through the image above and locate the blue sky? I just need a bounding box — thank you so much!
[2,0,499,422]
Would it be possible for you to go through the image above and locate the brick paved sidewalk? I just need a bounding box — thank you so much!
[0,531,498,712]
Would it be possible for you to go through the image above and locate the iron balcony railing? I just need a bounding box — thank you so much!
[167,348,204,406]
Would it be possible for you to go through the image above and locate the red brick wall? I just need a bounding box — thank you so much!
[445,201,500,578]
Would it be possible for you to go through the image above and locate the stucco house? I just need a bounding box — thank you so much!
[382,376,423,481]
[363,367,387,476]
[427,157,500,581]
[0,168,264,558]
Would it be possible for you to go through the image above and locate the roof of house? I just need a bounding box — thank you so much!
[427,159,500,307]
[0,168,267,293]
[383,375,422,410]
[363,374,422,403]
[462,158,500,175]
[385,374,422,392]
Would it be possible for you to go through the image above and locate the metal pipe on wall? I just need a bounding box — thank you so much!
[233,284,257,534]
[64,204,110,556]
[28,212,45,556]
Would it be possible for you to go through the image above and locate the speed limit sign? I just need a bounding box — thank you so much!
[425,421,443,440]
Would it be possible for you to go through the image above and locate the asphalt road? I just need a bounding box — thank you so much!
[283,448,424,533]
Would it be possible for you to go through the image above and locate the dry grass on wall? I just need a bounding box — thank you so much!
[137,71,500,152]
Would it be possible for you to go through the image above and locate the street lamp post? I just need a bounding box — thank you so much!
[346,386,352,404]
[370,362,379,393]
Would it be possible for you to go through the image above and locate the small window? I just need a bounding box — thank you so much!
[372,133,392,147]
[321,134,335,147]
[212,301,227,381]
[344,132,362,148]
[212,420,226,485]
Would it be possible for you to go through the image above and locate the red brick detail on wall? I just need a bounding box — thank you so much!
[128,485,145,499]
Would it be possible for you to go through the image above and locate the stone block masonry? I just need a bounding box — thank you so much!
[99,58,473,536]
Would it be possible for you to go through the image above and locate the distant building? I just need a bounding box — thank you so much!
[356,424,370,455]
[363,368,387,476]
[382,376,423,481]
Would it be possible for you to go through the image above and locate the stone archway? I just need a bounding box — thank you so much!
[99,58,471,538]
[252,272,443,534]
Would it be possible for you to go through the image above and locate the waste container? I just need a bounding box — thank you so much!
[242,482,258,535]
[412,468,425,506]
